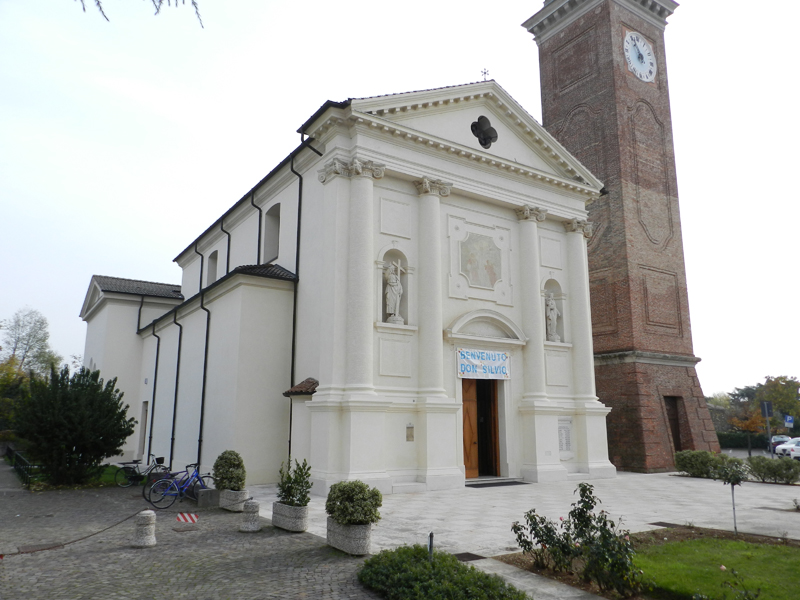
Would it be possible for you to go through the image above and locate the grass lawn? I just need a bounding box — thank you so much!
[635,535,800,600]
[498,526,800,600]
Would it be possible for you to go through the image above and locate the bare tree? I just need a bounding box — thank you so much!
[1,308,62,376]
[75,0,203,27]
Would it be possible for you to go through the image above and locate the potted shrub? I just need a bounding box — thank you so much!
[272,459,313,532]
[213,450,248,512]
[325,480,382,555]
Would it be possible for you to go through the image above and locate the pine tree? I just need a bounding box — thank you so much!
[16,366,136,485]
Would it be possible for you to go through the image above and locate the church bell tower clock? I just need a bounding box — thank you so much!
[524,0,719,471]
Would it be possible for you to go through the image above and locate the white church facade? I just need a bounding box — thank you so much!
[80,80,616,493]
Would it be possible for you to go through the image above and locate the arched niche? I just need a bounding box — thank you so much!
[379,248,409,325]
[543,279,565,343]
[263,203,281,264]
[445,309,527,347]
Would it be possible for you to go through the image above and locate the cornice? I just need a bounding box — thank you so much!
[594,350,700,367]
[523,0,678,44]
[306,105,601,202]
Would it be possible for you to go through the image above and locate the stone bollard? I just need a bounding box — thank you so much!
[132,510,156,548]
[239,500,261,533]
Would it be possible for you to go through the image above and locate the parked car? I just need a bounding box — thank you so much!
[775,438,800,457]
[771,435,791,450]
[790,444,800,461]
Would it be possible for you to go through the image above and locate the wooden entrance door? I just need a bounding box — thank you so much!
[462,379,499,479]
[463,379,479,478]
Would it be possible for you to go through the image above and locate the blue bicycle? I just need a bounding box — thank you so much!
[147,463,215,509]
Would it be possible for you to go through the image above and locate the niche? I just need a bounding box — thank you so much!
[263,203,281,264]
[543,279,565,343]
[382,249,408,325]
[207,250,218,286]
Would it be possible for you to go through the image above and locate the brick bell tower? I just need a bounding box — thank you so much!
[524,0,719,471]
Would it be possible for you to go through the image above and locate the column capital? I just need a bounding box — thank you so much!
[563,218,593,239]
[515,204,548,222]
[318,157,385,184]
[413,177,451,197]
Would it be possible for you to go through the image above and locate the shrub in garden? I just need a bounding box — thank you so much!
[15,366,135,485]
[212,450,246,491]
[277,458,312,507]
[358,545,528,600]
[512,483,649,597]
[769,457,800,484]
[675,450,737,479]
[325,480,382,525]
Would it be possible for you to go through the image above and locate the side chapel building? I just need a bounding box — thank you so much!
[80,0,717,492]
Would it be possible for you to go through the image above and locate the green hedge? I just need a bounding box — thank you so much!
[746,456,800,484]
[674,450,741,479]
[358,545,528,600]
[717,432,769,449]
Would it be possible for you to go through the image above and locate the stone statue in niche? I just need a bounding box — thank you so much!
[384,261,405,324]
[545,293,561,342]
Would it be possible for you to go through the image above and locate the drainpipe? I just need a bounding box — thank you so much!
[220,219,231,275]
[137,295,145,331]
[285,137,322,462]
[146,323,161,459]
[250,193,262,265]
[195,242,204,294]
[193,245,212,467]
[169,311,183,470]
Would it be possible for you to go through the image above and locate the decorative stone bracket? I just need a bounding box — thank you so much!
[318,157,385,183]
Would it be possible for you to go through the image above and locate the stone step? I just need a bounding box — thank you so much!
[567,472,591,481]
[392,482,427,494]
[464,477,523,487]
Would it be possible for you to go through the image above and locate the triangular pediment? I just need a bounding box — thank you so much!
[349,81,602,188]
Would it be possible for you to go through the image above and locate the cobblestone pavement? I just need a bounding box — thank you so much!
[0,465,381,600]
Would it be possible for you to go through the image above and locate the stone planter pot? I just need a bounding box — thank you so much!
[326,517,372,555]
[220,489,249,512]
[272,502,309,532]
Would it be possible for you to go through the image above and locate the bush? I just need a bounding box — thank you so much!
[358,545,528,600]
[675,450,724,479]
[512,483,649,597]
[325,480,382,525]
[14,367,135,485]
[747,456,800,484]
[277,458,312,507]
[212,450,246,491]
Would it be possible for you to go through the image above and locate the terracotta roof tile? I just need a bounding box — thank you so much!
[93,275,183,300]
[233,264,297,281]
[283,378,319,397]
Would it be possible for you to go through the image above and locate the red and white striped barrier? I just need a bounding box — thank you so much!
[176,513,199,524]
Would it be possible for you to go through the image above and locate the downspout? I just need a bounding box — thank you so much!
[285,136,322,462]
[146,323,161,459]
[137,296,145,331]
[250,193,262,265]
[196,242,204,294]
[169,311,183,470]
[193,245,212,466]
[220,219,231,275]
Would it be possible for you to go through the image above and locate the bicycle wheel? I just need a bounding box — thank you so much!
[149,479,179,509]
[189,475,215,501]
[115,467,135,488]
[141,465,170,500]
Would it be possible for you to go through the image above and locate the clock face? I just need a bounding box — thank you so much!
[623,31,657,83]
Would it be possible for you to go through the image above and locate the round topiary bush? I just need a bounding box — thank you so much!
[325,480,382,525]
[212,449,246,491]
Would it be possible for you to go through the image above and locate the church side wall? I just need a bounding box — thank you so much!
[82,298,145,461]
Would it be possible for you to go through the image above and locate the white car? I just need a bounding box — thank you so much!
[790,444,800,461]
[775,438,800,457]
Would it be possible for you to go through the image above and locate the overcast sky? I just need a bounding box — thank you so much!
[1,0,797,396]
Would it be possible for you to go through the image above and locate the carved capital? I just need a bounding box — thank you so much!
[413,177,451,197]
[515,204,548,222]
[563,218,593,238]
[318,158,385,183]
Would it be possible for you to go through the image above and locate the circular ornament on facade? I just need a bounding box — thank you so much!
[623,31,657,83]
